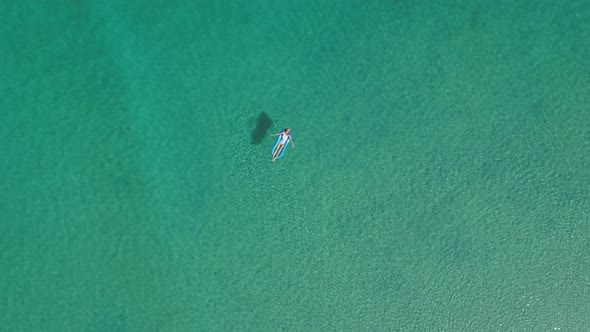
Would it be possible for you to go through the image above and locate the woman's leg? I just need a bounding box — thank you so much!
[273,143,284,160]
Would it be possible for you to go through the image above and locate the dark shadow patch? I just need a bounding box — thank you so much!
[251,112,272,144]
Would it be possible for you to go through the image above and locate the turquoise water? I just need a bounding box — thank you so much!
[1,1,589,330]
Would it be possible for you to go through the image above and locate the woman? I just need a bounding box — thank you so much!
[270,128,295,161]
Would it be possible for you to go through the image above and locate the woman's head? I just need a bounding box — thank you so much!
[284,128,290,133]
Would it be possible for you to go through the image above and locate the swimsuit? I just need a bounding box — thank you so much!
[279,132,289,144]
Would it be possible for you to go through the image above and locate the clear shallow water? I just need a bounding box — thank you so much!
[1,1,589,330]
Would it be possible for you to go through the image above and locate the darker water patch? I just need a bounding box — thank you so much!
[469,6,487,31]
[86,307,128,332]
[251,112,272,144]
